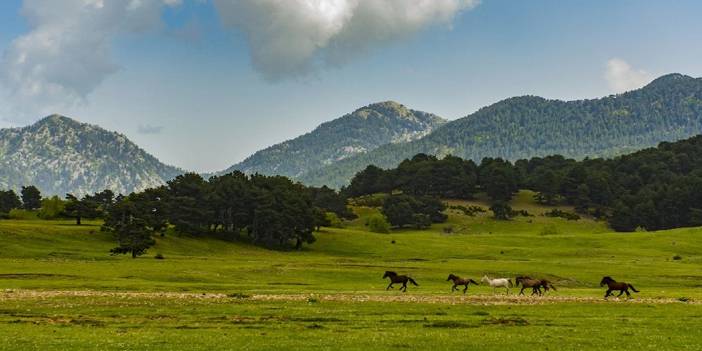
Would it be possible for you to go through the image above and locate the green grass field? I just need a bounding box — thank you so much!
[1,191,701,350]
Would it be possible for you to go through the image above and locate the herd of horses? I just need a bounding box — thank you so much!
[383,271,640,299]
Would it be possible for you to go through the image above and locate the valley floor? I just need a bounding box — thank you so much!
[1,192,701,350]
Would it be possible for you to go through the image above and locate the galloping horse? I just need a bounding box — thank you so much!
[446,274,478,294]
[481,275,512,294]
[515,276,557,296]
[600,276,639,299]
[383,271,418,292]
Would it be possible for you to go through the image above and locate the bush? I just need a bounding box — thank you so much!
[448,205,486,216]
[367,214,391,233]
[38,196,66,220]
[442,225,454,234]
[8,209,38,220]
[348,194,388,207]
[324,212,344,228]
[673,255,682,261]
[490,202,513,220]
[543,209,580,221]
[154,253,165,260]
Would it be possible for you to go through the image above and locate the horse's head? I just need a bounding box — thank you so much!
[600,276,613,286]
[447,274,456,281]
[383,271,396,279]
[481,275,490,283]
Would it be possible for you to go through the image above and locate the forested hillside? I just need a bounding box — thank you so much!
[302,74,702,187]
[221,101,445,178]
[345,134,702,232]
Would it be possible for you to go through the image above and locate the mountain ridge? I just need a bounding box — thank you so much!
[299,73,702,188]
[0,114,184,196]
[220,100,446,178]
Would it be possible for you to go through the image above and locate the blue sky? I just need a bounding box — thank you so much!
[0,0,701,172]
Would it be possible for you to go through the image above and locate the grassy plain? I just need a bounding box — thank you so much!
[0,190,701,350]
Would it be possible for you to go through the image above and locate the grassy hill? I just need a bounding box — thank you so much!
[1,191,701,349]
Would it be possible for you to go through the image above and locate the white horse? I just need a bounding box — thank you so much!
[481,275,513,294]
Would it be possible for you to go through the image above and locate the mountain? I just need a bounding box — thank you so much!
[220,101,446,178]
[0,115,184,196]
[300,73,702,188]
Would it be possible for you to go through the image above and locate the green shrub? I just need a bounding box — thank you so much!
[543,209,580,221]
[324,212,344,228]
[367,214,390,233]
[8,209,38,220]
[38,196,66,220]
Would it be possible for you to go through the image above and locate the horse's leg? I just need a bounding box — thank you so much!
[386,282,394,290]
[625,289,631,298]
[402,282,407,292]
[616,290,624,297]
[604,289,612,299]
[463,285,468,294]
[519,287,525,296]
[451,284,457,292]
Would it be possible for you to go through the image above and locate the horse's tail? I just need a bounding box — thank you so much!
[548,283,557,291]
[408,277,419,286]
[628,284,639,293]
[469,279,478,285]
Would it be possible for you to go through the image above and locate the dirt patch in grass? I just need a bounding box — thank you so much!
[0,273,77,280]
[482,317,529,326]
[0,290,697,306]
[424,320,477,328]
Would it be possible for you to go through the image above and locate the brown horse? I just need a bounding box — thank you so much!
[600,276,639,299]
[446,274,478,294]
[515,276,557,296]
[383,271,418,292]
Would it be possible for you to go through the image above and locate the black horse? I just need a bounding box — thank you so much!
[383,271,418,292]
[600,276,639,299]
[446,274,478,294]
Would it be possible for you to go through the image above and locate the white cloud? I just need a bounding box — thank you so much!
[0,0,180,117]
[0,0,478,117]
[138,124,165,134]
[213,0,479,81]
[605,58,654,93]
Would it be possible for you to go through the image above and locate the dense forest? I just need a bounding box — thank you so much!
[345,134,702,232]
[301,74,702,188]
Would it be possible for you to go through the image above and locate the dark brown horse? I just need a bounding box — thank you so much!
[600,276,639,299]
[383,271,418,292]
[515,276,557,296]
[446,274,478,294]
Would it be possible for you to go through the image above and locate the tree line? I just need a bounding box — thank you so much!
[344,135,702,232]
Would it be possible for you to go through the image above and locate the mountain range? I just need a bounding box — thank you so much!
[1,73,701,195]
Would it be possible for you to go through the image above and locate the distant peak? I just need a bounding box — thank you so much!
[645,73,696,88]
[35,114,83,127]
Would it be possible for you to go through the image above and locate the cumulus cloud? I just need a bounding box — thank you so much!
[605,58,654,93]
[213,0,479,80]
[137,124,165,134]
[0,0,180,115]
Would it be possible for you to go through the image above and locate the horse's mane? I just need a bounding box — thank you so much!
[384,271,397,276]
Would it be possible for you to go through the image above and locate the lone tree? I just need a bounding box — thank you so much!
[109,218,155,258]
[490,201,513,220]
[0,190,21,215]
[21,186,42,210]
[63,194,99,225]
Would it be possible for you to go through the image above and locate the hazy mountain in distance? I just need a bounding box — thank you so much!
[0,115,184,196]
[220,101,446,178]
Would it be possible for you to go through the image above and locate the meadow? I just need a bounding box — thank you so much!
[1,191,701,350]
